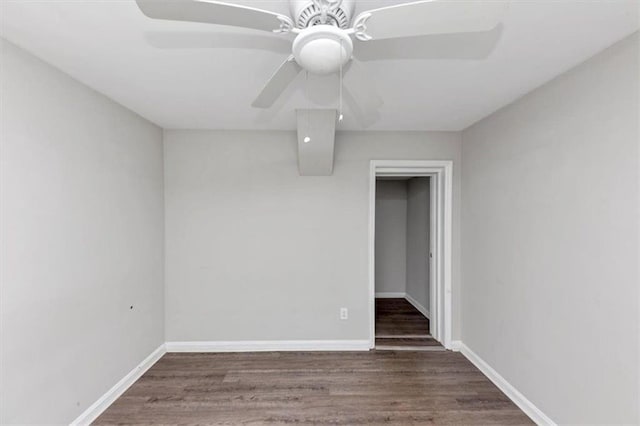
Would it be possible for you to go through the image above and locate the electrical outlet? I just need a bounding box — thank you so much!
[340,307,348,320]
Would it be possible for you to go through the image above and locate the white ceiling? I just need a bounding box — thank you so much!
[1,0,638,131]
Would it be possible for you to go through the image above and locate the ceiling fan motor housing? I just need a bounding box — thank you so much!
[292,25,353,75]
[290,0,355,29]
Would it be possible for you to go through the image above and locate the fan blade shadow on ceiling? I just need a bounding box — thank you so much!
[295,62,384,128]
[143,31,292,54]
[252,66,383,129]
[343,60,383,128]
[354,24,503,61]
[253,72,339,125]
[343,87,381,129]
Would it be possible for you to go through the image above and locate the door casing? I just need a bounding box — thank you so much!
[369,160,453,349]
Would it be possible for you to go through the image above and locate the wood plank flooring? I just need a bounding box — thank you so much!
[95,351,533,425]
[375,337,442,347]
[375,298,430,336]
[375,298,441,350]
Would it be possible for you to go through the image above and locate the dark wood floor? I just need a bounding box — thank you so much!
[375,298,430,336]
[375,298,440,349]
[375,337,441,347]
[96,351,533,425]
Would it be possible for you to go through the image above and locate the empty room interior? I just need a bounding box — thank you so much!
[1,0,638,424]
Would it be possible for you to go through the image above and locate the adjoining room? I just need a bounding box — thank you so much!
[374,177,441,350]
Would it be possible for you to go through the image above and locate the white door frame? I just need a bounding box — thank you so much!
[369,160,453,349]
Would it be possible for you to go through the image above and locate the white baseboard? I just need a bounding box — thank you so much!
[166,340,371,353]
[449,340,462,351]
[405,293,431,319]
[458,343,556,426]
[71,343,166,426]
[375,292,406,298]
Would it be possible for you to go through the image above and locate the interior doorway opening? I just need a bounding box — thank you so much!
[369,160,453,350]
[374,177,441,350]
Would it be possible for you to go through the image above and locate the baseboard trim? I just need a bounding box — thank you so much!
[458,343,556,426]
[71,343,166,426]
[449,340,462,351]
[166,340,371,353]
[405,293,431,319]
[375,292,406,298]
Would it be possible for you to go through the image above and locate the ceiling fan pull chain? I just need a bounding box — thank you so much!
[338,38,344,122]
[306,71,311,141]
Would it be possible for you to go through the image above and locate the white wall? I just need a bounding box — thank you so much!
[164,130,461,342]
[406,177,430,315]
[375,180,407,295]
[0,40,165,424]
[461,33,639,424]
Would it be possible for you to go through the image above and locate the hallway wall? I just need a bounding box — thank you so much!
[375,180,408,295]
[406,177,430,316]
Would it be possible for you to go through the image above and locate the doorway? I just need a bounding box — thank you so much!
[374,177,438,350]
[368,160,453,350]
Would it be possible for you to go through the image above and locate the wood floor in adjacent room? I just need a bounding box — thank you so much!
[95,351,533,425]
[376,298,430,336]
[375,298,441,350]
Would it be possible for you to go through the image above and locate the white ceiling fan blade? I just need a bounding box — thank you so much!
[144,31,291,53]
[353,0,508,41]
[354,25,503,61]
[252,55,302,108]
[136,0,292,33]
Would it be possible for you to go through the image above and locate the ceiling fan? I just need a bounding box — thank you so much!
[136,0,508,110]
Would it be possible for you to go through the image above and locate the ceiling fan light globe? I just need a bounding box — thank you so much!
[292,25,353,75]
